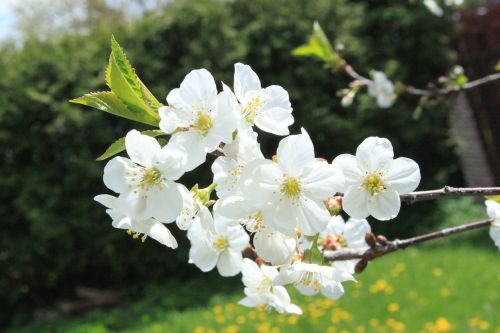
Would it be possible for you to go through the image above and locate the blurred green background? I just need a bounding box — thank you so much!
[1,0,498,332]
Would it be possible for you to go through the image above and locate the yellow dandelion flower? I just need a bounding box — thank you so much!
[369,318,379,327]
[213,305,223,314]
[215,315,226,324]
[248,311,257,320]
[193,326,205,333]
[222,325,239,333]
[479,321,490,330]
[327,327,337,333]
[440,288,450,297]
[388,303,400,313]
[270,327,280,333]
[236,315,246,324]
[435,317,452,332]
[288,315,299,325]
[432,268,443,277]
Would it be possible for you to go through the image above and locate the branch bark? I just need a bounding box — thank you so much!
[342,63,500,97]
[324,219,492,262]
[400,186,500,204]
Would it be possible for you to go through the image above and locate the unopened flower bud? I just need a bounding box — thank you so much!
[324,196,343,216]
[365,232,377,248]
[341,91,355,107]
[355,259,368,273]
[376,235,388,246]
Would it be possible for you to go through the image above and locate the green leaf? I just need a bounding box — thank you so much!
[96,129,166,161]
[70,91,159,126]
[106,36,161,124]
[303,233,324,265]
[293,21,343,69]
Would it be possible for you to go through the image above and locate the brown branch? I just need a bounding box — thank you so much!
[400,186,500,204]
[324,219,492,262]
[342,62,500,97]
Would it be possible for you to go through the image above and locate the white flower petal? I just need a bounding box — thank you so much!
[228,225,250,251]
[356,137,394,172]
[384,157,421,194]
[189,243,218,272]
[217,249,243,277]
[234,63,261,103]
[276,128,314,175]
[125,129,161,167]
[134,219,178,249]
[485,200,500,219]
[94,194,118,209]
[254,89,293,135]
[254,228,295,265]
[489,222,500,249]
[296,197,331,236]
[240,159,281,203]
[146,181,183,223]
[301,161,344,201]
[166,131,206,171]
[178,69,217,110]
[367,189,401,220]
[332,154,364,189]
[103,157,136,193]
[342,186,370,219]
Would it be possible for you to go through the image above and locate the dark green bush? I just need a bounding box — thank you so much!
[1,0,463,325]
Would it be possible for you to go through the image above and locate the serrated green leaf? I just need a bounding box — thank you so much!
[70,91,159,126]
[96,129,166,161]
[107,36,161,124]
[293,21,343,70]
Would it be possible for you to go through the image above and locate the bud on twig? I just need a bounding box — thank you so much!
[324,196,343,216]
[365,232,377,248]
[355,259,368,273]
[376,235,388,246]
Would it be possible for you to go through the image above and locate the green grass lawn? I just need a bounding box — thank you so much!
[9,244,499,333]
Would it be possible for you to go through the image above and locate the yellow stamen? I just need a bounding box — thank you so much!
[195,110,213,135]
[213,236,229,251]
[244,96,261,122]
[281,175,301,198]
[362,173,385,196]
[141,168,162,187]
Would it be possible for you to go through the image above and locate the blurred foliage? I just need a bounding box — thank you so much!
[1,0,465,326]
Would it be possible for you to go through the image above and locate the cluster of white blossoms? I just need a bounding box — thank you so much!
[95,63,426,314]
[485,200,500,249]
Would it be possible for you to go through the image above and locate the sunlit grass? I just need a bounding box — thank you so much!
[12,245,497,333]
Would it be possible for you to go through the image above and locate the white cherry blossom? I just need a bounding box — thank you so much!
[187,211,249,277]
[368,71,396,108]
[485,200,500,250]
[103,130,186,222]
[323,216,371,273]
[240,128,344,236]
[333,137,420,221]
[277,262,355,300]
[231,63,294,135]
[239,259,302,314]
[159,69,238,171]
[94,194,177,249]
[217,196,296,265]
[212,125,264,198]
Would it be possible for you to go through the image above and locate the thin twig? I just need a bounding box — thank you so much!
[342,63,500,97]
[324,219,492,262]
[400,186,500,204]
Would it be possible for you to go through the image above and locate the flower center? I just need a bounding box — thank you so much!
[362,173,385,196]
[141,168,162,187]
[296,271,321,292]
[281,175,301,198]
[213,235,229,251]
[256,275,273,293]
[246,211,264,233]
[195,110,213,135]
[244,95,261,123]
